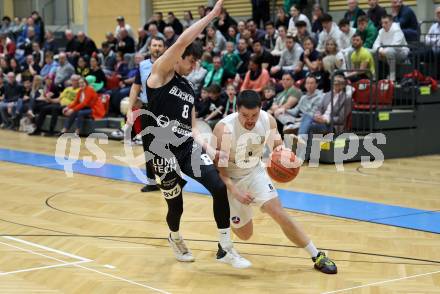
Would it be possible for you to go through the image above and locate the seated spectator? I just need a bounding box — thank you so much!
[186,61,208,98]
[293,36,319,81]
[14,78,33,122]
[425,6,440,54]
[264,21,278,51]
[322,38,346,74]
[60,77,105,135]
[148,12,166,33]
[105,32,118,51]
[0,33,16,58]
[167,12,183,35]
[308,56,331,93]
[236,20,246,42]
[183,10,196,30]
[317,14,343,53]
[295,21,311,48]
[298,73,351,138]
[21,55,40,81]
[275,6,290,29]
[338,19,356,50]
[270,35,303,79]
[195,87,211,118]
[226,25,238,44]
[205,25,227,55]
[223,83,237,117]
[32,42,44,68]
[115,16,134,39]
[347,33,375,82]
[271,25,287,57]
[9,57,22,78]
[288,5,312,34]
[246,19,265,42]
[89,56,106,90]
[26,75,43,118]
[54,52,75,89]
[215,8,237,37]
[201,51,214,72]
[17,26,37,60]
[204,84,227,128]
[76,31,98,59]
[0,72,24,129]
[311,4,324,36]
[43,30,59,55]
[65,29,79,59]
[204,55,224,88]
[356,15,378,49]
[116,28,135,55]
[235,38,252,79]
[391,0,419,42]
[222,42,242,81]
[373,15,409,80]
[252,39,276,70]
[0,56,9,73]
[275,75,323,134]
[136,28,148,52]
[261,83,276,111]
[139,23,165,54]
[343,0,366,28]
[113,51,129,79]
[164,26,178,48]
[367,0,387,29]
[75,56,90,77]
[98,42,117,75]
[240,55,270,94]
[268,72,301,115]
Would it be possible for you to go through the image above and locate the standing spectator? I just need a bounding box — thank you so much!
[222,42,242,81]
[271,25,287,57]
[275,6,290,29]
[215,8,237,37]
[0,34,16,58]
[60,77,105,135]
[164,26,178,48]
[251,0,270,28]
[343,0,366,28]
[246,19,266,42]
[183,11,196,30]
[373,15,409,80]
[31,11,45,44]
[288,5,312,34]
[240,55,270,94]
[198,5,207,19]
[40,51,58,78]
[206,25,227,55]
[293,36,319,80]
[43,30,58,54]
[167,12,183,35]
[268,72,301,115]
[367,0,387,29]
[322,38,346,74]
[348,33,375,81]
[116,28,135,54]
[54,52,75,88]
[98,42,117,75]
[317,14,343,53]
[311,4,324,36]
[357,15,378,49]
[270,35,303,78]
[115,16,135,39]
[252,39,275,70]
[148,12,166,33]
[391,0,420,42]
[0,72,24,129]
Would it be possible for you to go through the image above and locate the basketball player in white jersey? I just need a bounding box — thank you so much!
[212,90,337,274]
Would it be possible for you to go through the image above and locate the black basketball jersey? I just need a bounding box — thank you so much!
[145,73,195,154]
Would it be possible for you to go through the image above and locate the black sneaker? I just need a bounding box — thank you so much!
[312,252,337,274]
[140,184,159,193]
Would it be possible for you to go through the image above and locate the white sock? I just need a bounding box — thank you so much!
[170,231,181,241]
[304,241,319,258]
[218,228,232,249]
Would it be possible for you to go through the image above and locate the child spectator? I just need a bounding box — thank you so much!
[222,41,242,81]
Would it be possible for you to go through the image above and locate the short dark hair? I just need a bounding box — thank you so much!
[286,34,295,41]
[382,14,393,21]
[352,32,363,40]
[357,15,369,23]
[265,21,274,27]
[246,18,255,24]
[338,19,350,27]
[237,90,261,109]
[207,83,222,94]
[295,20,307,28]
[182,41,203,59]
[319,13,333,23]
[252,39,262,46]
[303,36,315,47]
[306,74,318,83]
[150,36,165,44]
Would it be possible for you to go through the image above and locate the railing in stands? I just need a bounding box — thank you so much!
[419,21,440,80]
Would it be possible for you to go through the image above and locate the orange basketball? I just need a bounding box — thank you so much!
[267,149,300,183]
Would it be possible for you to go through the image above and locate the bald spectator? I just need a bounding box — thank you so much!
[116,28,135,54]
[76,31,97,58]
[55,52,75,87]
[164,26,178,48]
[64,29,79,59]
[391,0,419,42]
[115,16,135,39]
[343,0,366,28]
[367,0,387,29]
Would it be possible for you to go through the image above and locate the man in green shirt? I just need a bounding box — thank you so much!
[356,15,378,49]
[268,72,302,115]
[347,33,375,82]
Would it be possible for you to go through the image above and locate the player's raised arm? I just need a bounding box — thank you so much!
[148,0,224,88]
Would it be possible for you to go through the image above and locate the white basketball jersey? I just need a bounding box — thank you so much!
[219,110,271,178]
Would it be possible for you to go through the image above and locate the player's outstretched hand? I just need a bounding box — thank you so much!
[211,0,224,18]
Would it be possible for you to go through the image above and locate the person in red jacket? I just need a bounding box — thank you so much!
[60,77,105,135]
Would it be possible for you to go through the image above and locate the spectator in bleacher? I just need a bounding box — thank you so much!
[347,33,375,81]
[198,5,207,19]
[31,11,45,44]
[356,15,378,49]
[204,84,227,128]
[373,14,409,80]
[89,56,106,91]
[264,21,278,51]
[105,32,118,51]
[338,19,356,50]
[295,21,311,48]
[0,56,9,73]
[206,24,227,55]
[9,57,22,77]
[251,0,270,28]
[76,31,98,59]
[235,38,252,79]
[21,55,40,81]
[215,8,237,37]
[1,16,12,34]
[246,19,266,42]
[261,83,276,111]
[271,25,287,57]
[275,6,290,29]
[391,0,420,42]
[32,42,44,68]
[343,0,365,28]
[236,20,246,42]
[98,42,117,75]
[268,72,301,116]
[299,73,351,137]
[293,36,319,81]
[0,72,24,129]
[18,17,41,44]
[270,35,303,79]
[139,23,165,55]
[115,16,134,39]
[223,83,237,117]
[14,78,32,121]
[252,39,275,70]
[241,29,254,49]
[276,75,323,134]
[54,52,75,88]
[40,51,58,78]
[43,30,58,55]
[149,12,166,33]
[164,26,178,48]
[113,51,129,78]
[116,28,135,55]
[64,30,78,58]
[136,28,148,52]
[308,56,331,93]
[75,56,90,78]
[240,54,270,94]
[322,38,346,74]
[17,26,37,58]
[195,87,210,118]
[226,25,238,44]
[204,56,224,88]
[288,4,312,35]
[317,14,343,53]
[311,4,324,36]
[0,34,16,58]
[222,41,242,81]
[425,7,440,54]
[60,77,105,135]
[186,61,208,98]
[367,0,387,29]
[182,11,195,30]
[167,12,183,35]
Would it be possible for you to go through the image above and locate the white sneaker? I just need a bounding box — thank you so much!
[216,243,252,269]
[168,234,195,262]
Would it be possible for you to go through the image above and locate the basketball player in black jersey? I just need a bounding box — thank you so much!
[143,0,251,268]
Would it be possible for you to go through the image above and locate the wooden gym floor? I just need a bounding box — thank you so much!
[0,130,439,293]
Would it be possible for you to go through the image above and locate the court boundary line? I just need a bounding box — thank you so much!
[322,269,440,293]
[0,236,172,294]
